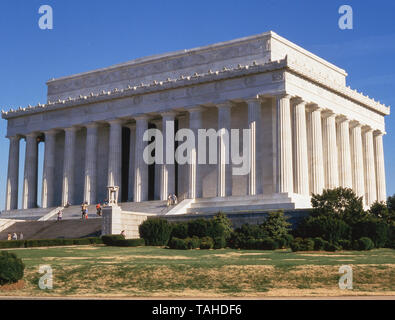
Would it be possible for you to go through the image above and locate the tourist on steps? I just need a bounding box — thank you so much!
[96,203,102,216]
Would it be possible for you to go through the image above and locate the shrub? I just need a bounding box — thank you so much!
[352,219,389,248]
[337,239,352,250]
[168,237,188,250]
[0,240,25,249]
[313,237,326,251]
[213,236,226,249]
[170,222,188,239]
[72,238,91,245]
[387,224,395,248]
[290,238,303,252]
[101,234,125,246]
[187,219,211,238]
[296,215,351,243]
[199,236,214,249]
[208,221,227,240]
[290,238,314,252]
[235,224,267,239]
[112,238,145,247]
[274,237,286,249]
[185,237,201,249]
[282,234,294,247]
[0,251,25,285]
[139,218,172,246]
[85,237,103,245]
[227,232,243,249]
[356,237,374,251]
[324,242,341,252]
[212,212,233,239]
[62,239,74,246]
[262,238,279,250]
[261,211,291,239]
[310,187,365,225]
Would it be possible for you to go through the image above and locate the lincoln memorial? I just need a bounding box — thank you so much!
[1,31,390,219]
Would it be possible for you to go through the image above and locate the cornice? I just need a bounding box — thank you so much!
[2,56,390,119]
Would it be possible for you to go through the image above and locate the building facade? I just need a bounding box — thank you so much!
[2,31,390,214]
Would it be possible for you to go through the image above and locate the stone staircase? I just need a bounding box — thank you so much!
[119,200,168,215]
[0,219,102,240]
[48,204,100,220]
[185,194,310,215]
[0,207,54,221]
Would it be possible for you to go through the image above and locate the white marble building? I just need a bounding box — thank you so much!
[1,31,390,216]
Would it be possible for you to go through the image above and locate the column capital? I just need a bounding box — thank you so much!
[84,122,100,129]
[107,118,124,126]
[361,125,373,133]
[216,101,234,110]
[349,120,362,129]
[160,110,177,119]
[64,126,79,133]
[133,114,150,122]
[187,106,205,113]
[25,132,40,138]
[44,128,60,136]
[373,129,385,136]
[245,95,266,104]
[291,97,307,106]
[274,92,292,100]
[321,109,336,118]
[6,134,21,141]
[336,114,350,123]
[306,103,322,112]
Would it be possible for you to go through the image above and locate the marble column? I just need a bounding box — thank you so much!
[307,105,324,195]
[160,112,176,200]
[336,116,352,188]
[108,119,123,202]
[276,94,293,194]
[350,122,365,199]
[127,124,136,201]
[134,116,149,202]
[292,98,309,195]
[23,133,38,209]
[84,123,99,205]
[5,135,20,211]
[217,103,232,197]
[42,130,57,208]
[62,127,77,206]
[362,127,377,205]
[373,131,386,203]
[188,107,203,199]
[247,97,263,195]
[322,111,339,189]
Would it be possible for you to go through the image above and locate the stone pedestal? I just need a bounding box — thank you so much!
[102,204,123,236]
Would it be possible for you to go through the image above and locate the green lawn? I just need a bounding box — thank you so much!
[1,245,395,297]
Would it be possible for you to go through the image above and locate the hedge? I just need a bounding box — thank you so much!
[111,238,145,247]
[0,237,103,249]
[0,251,25,285]
[101,234,125,246]
[355,237,374,250]
[139,218,172,246]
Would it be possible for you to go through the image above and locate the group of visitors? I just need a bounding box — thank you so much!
[167,193,178,206]
[7,232,23,241]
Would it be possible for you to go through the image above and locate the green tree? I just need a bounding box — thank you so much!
[212,212,233,239]
[311,187,366,225]
[260,210,291,239]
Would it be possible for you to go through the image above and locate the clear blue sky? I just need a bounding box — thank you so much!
[0,0,394,210]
